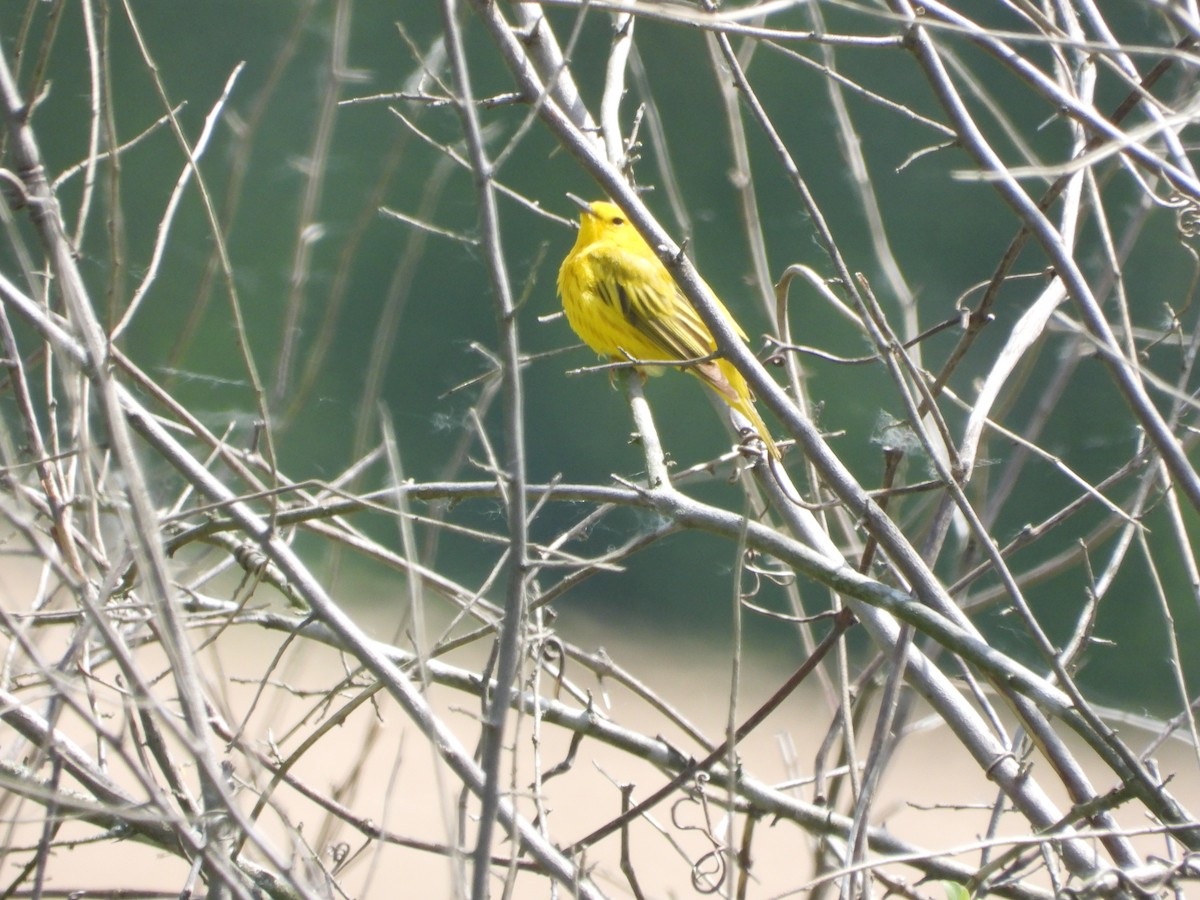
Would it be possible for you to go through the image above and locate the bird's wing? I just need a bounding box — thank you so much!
[591,247,747,364]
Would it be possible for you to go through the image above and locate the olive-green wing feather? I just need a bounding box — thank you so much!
[585,243,780,459]
[589,246,746,363]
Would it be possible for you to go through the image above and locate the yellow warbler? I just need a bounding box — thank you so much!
[557,197,779,459]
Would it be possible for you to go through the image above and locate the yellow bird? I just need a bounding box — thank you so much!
[557,197,779,459]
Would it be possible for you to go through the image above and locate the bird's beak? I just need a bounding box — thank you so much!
[566,193,593,217]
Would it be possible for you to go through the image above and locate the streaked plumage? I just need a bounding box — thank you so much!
[557,198,779,459]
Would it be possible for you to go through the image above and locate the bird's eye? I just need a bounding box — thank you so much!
[611,217,624,225]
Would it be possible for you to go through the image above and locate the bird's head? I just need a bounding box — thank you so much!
[567,195,644,251]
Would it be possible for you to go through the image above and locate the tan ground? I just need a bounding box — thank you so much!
[5,588,1194,899]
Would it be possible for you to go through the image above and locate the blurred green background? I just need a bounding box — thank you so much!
[5,1,1198,713]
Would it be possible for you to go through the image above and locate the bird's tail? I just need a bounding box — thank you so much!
[700,359,781,461]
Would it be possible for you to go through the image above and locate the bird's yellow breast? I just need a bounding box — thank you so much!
[558,243,683,367]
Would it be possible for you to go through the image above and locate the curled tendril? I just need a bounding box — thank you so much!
[535,636,567,699]
[328,840,351,871]
[690,847,727,894]
[1167,191,1200,240]
[743,549,797,588]
[669,773,732,895]
[739,566,763,602]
